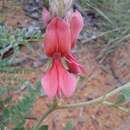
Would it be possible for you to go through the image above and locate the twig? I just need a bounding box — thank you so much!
[82,27,125,45]
[57,82,130,109]
[103,101,130,113]
[32,106,54,130]
[97,33,130,62]
[24,116,37,120]
[32,99,57,130]
[33,83,130,129]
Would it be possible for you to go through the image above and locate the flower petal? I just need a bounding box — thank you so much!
[56,60,77,97]
[44,17,58,56]
[42,8,51,26]
[41,62,58,98]
[66,53,85,74]
[70,10,84,48]
[41,58,77,98]
[44,17,71,57]
[60,69,77,97]
[56,18,71,56]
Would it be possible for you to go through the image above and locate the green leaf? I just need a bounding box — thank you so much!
[0,99,4,107]
[11,106,25,127]
[13,128,25,130]
[64,121,73,130]
[39,125,48,130]
[4,96,12,103]
[0,87,7,96]
[3,108,10,118]
[2,108,10,123]
[121,87,130,102]
[114,94,126,105]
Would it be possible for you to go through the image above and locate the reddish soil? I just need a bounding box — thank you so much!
[0,1,130,130]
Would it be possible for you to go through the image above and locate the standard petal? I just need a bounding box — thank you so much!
[70,10,84,48]
[44,17,58,56]
[41,62,58,98]
[56,18,71,56]
[44,17,71,57]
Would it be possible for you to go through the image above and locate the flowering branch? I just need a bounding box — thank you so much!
[57,82,130,109]
[32,107,54,130]
[33,83,130,130]
[39,0,130,129]
[32,99,57,130]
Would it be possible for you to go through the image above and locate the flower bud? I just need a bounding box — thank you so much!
[49,0,73,16]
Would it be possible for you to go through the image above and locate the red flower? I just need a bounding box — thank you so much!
[66,53,85,74]
[41,9,84,98]
[44,17,71,57]
[65,10,85,74]
[41,59,77,98]
[68,10,84,48]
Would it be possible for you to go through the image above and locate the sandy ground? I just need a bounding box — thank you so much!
[0,1,130,130]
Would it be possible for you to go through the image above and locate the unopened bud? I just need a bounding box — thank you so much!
[49,0,74,16]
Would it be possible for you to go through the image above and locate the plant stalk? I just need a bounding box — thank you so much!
[33,99,57,130]
[57,83,130,109]
[33,82,130,129]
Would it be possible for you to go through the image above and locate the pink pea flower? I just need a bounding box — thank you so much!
[65,10,85,74]
[66,10,84,48]
[41,9,84,98]
[41,58,77,98]
[65,53,85,74]
[42,16,76,98]
[44,17,71,57]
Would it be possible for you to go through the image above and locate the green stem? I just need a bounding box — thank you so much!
[103,101,130,113]
[57,83,130,109]
[33,100,57,130]
[57,96,103,109]
[33,82,130,130]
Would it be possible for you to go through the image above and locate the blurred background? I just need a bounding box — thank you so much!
[0,0,130,130]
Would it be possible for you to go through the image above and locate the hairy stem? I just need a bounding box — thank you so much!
[33,82,130,129]
[57,83,130,109]
[103,101,130,113]
[33,100,57,130]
